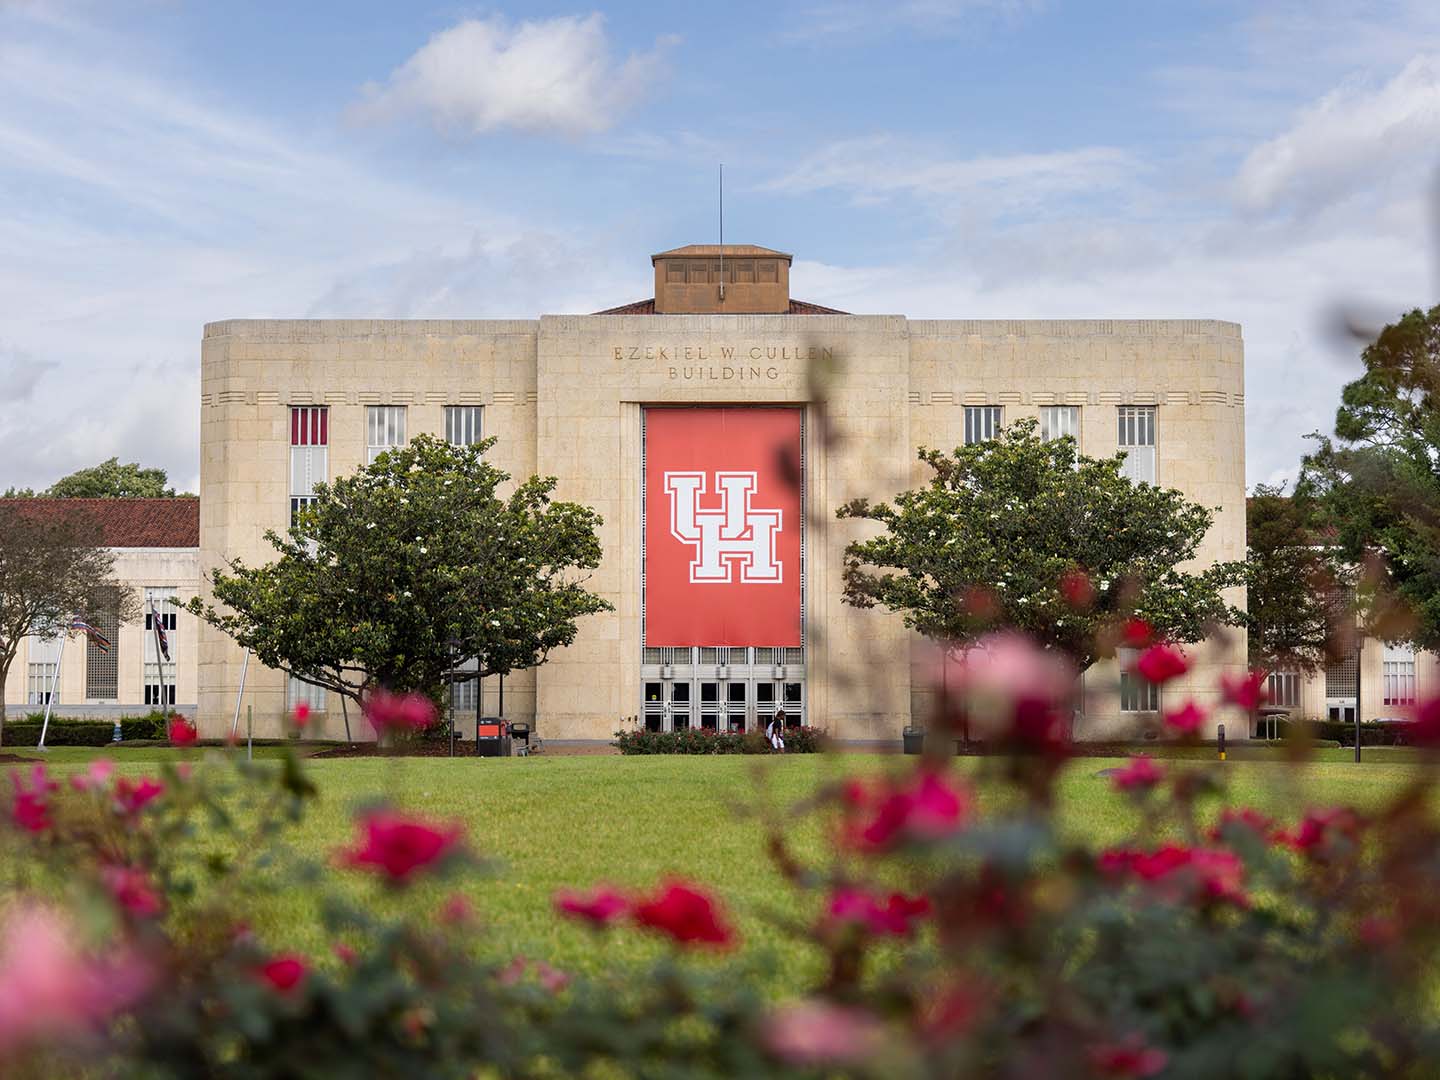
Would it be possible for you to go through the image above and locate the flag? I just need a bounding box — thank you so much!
[69,617,111,654]
[150,601,171,662]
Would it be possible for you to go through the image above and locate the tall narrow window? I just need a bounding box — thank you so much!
[1117,406,1156,484]
[84,589,120,702]
[290,406,328,526]
[143,586,178,706]
[1039,405,1080,443]
[367,406,407,465]
[27,632,62,706]
[445,406,483,447]
[964,406,1003,445]
[1383,644,1417,707]
[287,675,327,715]
[1267,671,1302,709]
[1119,648,1161,712]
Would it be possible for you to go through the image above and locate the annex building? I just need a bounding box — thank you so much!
[195,243,1253,742]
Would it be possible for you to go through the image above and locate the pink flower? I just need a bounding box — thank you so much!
[1122,617,1154,648]
[845,769,971,852]
[292,702,311,729]
[333,942,358,966]
[9,765,57,833]
[554,886,630,928]
[1135,644,1188,684]
[364,689,437,736]
[69,760,115,793]
[1163,700,1207,735]
[113,777,165,817]
[632,881,735,948]
[1103,844,1248,908]
[936,634,1076,747]
[532,961,570,994]
[1209,807,1279,844]
[440,893,476,925]
[1090,1035,1168,1077]
[0,904,152,1057]
[825,888,930,938]
[762,1000,886,1067]
[257,953,308,993]
[167,715,197,746]
[1221,670,1268,711]
[100,865,164,918]
[1110,755,1164,793]
[1411,697,1440,744]
[339,810,465,884]
[1284,807,1363,862]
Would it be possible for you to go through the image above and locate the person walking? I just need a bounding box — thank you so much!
[767,709,787,752]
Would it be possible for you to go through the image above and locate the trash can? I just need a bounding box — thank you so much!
[476,718,511,757]
[902,727,925,755]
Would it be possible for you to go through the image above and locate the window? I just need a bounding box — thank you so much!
[451,657,479,715]
[445,406,483,447]
[84,589,120,702]
[1039,405,1080,444]
[290,406,328,526]
[366,406,407,465]
[964,406,1003,445]
[27,633,62,706]
[1119,649,1160,712]
[1267,671,1302,709]
[1383,644,1417,707]
[287,675,327,714]
[1117,406,1156,484]
[143,587,178,707]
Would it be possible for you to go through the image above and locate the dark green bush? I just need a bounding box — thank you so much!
[1,710,178,746]
[613,726,824,755]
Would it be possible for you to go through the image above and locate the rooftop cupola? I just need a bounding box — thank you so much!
[651,244,792,314]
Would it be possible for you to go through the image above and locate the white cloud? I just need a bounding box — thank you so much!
[1236,54,1440,214]
[352,14,673,138]
[786,0,1041,39]
[764,137,1138,220]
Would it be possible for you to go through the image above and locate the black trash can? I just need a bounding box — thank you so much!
[902,727,925,755]
[476,718,511,757]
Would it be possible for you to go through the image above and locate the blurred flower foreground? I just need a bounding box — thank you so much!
[5,634,1440,1078]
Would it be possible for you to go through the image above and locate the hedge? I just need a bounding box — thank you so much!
[613,726,824,755]
[0,709,177,747]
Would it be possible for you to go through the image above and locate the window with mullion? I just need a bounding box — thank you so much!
[964,406,1003,445]
[1117,406,1156,485]
[367,405,407,465]
[290,406,328,526]
[445,406,483,447]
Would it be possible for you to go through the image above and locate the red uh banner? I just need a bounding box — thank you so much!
[645,407,802,647]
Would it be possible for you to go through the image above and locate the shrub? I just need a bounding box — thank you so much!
[1,711,182,746]
[613,725,825,755]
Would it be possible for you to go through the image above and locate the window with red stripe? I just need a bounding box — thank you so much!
[290,407,328,525]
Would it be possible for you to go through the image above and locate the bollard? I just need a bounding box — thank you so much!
[1217,722,1226,762]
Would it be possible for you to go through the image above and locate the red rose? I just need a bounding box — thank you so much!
[632,881,735,947]
[1220,670,1268,711]
[1163,700,1207,735]
[824,887,929,938]
[101,865,164,918]
[292,703,311,729]
[845,769,970,852]
[258,953,308,993]
[554,886,630,928]
[113,777,165,817]
[339,810,465,884]
[1090,1035,1168,1077]
[1135,644,1188,684]
[1060,568,1095,609]
[167,716,198,746]
[1122,617,1153,648]
[1209,806,1279,845]
[1110,755,1164,793]
[364,689,437,736]
[1284,807,1363,862]
[9,765,57,833]
[1109,844,1249,908]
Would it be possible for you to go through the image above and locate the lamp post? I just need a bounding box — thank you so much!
[1354,631,1363,765]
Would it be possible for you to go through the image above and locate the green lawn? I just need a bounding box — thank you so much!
[1,748,1429,988]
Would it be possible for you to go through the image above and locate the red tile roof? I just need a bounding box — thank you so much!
[0,498,199,548]
[592,298,848,315]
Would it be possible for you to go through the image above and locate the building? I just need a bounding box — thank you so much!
[0,498,200,721]
[198,243,1250,741]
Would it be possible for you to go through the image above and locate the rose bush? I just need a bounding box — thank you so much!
[5,647,1440,1076]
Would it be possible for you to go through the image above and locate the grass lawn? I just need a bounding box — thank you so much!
[2,748,1430,990]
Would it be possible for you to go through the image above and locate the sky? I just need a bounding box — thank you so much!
[2,0,1438,495]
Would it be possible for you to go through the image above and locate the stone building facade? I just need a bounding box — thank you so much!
[198,244,1250,741]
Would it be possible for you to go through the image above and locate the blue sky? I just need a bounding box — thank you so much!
[2,0,1438,493]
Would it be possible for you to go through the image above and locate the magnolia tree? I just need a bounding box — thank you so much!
[838,421,1245,670]
[0,503,137,744]
[1243,484,1340,674]
[189,435,611,719]
[6,637,1440,1075]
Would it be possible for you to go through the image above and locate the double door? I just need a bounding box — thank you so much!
[641,647,804,732]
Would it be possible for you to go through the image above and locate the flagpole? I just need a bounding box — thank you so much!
[231,648,251,739]
[37,633,67,752]
[152,603,167,726]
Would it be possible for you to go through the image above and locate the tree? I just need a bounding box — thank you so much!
[189,434,612,717]
[837,420,1244,670]
[1243,484,1339,674]
[1300,303,1440,648]
[3,457,180,499]
[0,503,138,745]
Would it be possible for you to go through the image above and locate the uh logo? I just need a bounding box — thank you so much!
[664,471,783,584]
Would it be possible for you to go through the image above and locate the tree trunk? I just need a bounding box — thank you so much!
[0,652,11,748]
